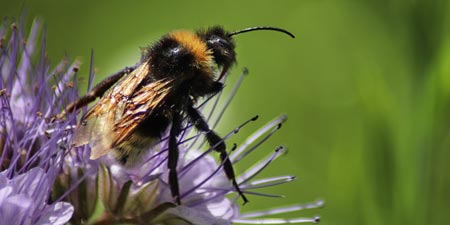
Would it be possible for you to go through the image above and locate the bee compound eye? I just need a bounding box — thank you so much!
[207,36,227,46]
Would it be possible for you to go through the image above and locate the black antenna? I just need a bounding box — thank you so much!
[228,26,295,38]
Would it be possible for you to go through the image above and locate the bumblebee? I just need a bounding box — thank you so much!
[64,26,294,204]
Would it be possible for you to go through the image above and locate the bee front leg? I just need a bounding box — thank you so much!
[186,104,249,204]
[57,66,136,118]
[168,112,182,205]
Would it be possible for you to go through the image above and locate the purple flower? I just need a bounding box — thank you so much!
[0,168,73,225]
[0,18,77,224]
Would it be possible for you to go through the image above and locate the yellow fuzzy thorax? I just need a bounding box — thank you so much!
[168,30,213,68]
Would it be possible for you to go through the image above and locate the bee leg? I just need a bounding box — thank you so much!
[186,104,249,204]
[58,66,136,118]
[168,112,182,205]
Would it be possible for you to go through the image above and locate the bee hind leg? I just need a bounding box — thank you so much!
[168,112,182,205]
[186,104,249,204]
[57,66,136,119]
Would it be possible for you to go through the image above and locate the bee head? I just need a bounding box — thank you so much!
[198,26,237,72]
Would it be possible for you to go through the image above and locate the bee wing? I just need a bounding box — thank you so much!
[111,78,174,147]
[71,105,117,159]
[71,63,153,159]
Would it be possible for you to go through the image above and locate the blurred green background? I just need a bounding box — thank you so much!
[2,0,450,224]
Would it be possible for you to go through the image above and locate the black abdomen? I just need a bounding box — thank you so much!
[116,110,171,165]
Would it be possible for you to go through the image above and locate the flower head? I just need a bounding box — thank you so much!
[0,18,77,225]
[0,168,73,225]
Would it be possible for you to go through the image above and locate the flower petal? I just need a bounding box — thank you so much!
[0,186,13,205]
[158,205,231,225]
[0,194,33,225]
[35,202,74,225]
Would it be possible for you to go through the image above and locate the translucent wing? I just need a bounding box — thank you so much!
[71,62,173,159]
